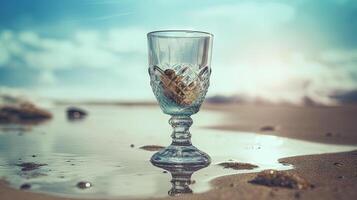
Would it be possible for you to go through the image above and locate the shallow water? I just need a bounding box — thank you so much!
[0,105,355,199]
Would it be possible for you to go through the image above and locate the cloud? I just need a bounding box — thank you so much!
[0,0,357,104]
[1,26,357,104]
[320,49,357,64]
[183,2,357,105]
[0,27,155,100]
[0,27,147,70]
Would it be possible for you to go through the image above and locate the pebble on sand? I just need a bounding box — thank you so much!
[139,145,165,151]
[218,162,258,170]
[20,183,31,190]
[16,162,47,171]
[249,170,312,190]
[260,125,275,131]
[326,132,333,137]
[77,181,92,189]
[67,107,88,120]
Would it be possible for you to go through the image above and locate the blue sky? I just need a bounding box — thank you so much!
[0,0,357,104]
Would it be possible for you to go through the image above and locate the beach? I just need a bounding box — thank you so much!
[0,103,356,200]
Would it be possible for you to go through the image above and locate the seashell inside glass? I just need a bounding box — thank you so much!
[150,64,210,115]
[147,30,213,168]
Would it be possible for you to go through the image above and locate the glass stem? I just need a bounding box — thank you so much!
[169,115,192,146]
[169,171,193,196]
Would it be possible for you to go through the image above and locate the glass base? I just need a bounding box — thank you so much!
[150,144,211,169]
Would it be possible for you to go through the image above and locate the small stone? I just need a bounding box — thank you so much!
[325,132,332,137]
[162,170,168,173]
[337,176,345,179]
[20,183,31,190]
[16,162,47,171]
[32,155,36,158]
[67,107,87,120]
[260,126,275,131]
[333,162,343,167]
[77,181,92,189]
[130,144,135,148]
[139,145,165,151]
[218,162,258,170]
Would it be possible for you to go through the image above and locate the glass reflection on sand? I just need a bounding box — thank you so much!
[0,105,355,198]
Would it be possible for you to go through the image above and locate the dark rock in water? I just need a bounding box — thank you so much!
[67,107,88,120]
[0,103,52,124]
[16,162,47,171]
[249,170,312,189]
[260,126,275,131]
[218,162,258,170]
[77,181,92,189]
[20,183,31,190]
[139,145,165,151]
[130,144,135,148]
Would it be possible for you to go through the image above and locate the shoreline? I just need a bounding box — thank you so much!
[1,103,356,200]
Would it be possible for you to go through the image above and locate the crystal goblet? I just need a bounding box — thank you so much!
[147,30,213,168]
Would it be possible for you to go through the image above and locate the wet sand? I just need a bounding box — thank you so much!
[204,103,357,145]
[1,150,356,200]
[0,103,357,200]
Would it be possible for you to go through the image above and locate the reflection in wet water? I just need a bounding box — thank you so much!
[151,157,210,196]
[0,105,356,199]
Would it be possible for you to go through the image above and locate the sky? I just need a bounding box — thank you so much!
[0,0,357,104]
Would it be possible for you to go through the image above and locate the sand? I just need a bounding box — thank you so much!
[204,103,357,145]
[1,103,357,200]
